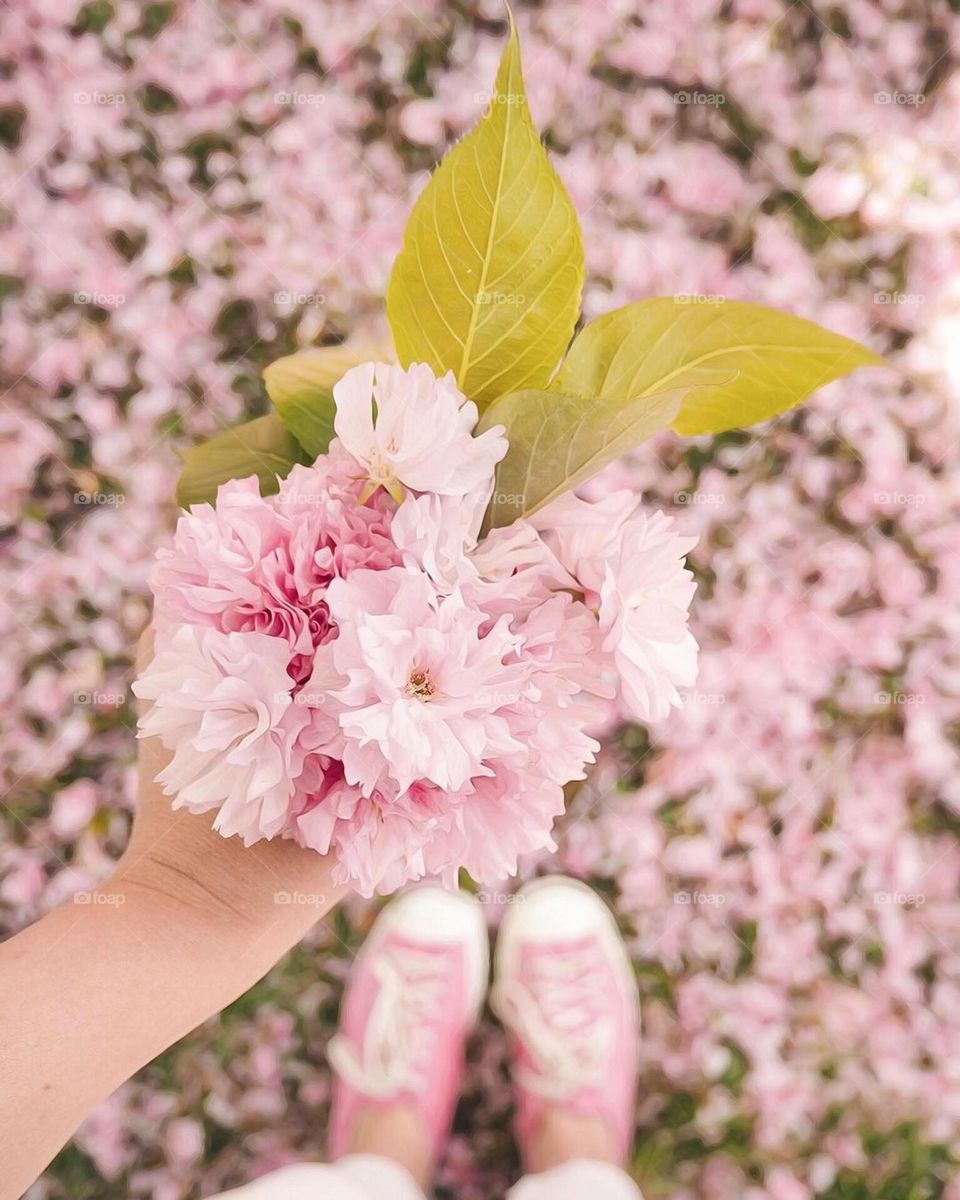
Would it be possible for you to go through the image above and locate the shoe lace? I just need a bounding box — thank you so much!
[494,946,613,1100]
[329,944,449,1099]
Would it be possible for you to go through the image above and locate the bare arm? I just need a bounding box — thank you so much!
[0,634,347,1199]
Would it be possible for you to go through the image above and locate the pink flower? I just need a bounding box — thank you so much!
[153,476,292,635]
[317,566,529,795]
[332,361,507,501]
[598,511,699,723]
[532,489,639,604]
[297,769,449,895]
[426,766,568,883]
[535,491,699,722]
[133,625,308,843]
[290,561,610,893]
[153,450,399,680]
[390,490,486,593]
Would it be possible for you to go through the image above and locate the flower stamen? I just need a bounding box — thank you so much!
[406,668,436,700]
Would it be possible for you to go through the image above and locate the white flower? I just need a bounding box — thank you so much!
[332,361,507,502]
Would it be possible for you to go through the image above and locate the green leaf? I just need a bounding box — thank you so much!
[552,298,884,437]
[386,12,584,410]
[264,340,388,457]
[477,386,685,531]
[175,413,309,509]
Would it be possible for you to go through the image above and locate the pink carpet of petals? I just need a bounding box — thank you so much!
[3,1,960,1197]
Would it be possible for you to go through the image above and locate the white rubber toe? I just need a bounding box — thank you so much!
[502,875,614,939]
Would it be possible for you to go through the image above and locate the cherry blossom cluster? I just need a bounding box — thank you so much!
[135,362,697,894]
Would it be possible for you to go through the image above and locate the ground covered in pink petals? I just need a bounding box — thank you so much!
[3,1,960,1197]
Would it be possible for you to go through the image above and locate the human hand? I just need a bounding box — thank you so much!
[112,626,348,945]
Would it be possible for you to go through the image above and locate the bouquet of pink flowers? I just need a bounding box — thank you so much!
[135,13,880,896]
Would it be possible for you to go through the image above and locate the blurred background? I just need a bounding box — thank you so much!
[3,1,960,1197]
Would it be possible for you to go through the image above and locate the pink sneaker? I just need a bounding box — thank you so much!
[491,876,640,1167]
[328,887,488,1164]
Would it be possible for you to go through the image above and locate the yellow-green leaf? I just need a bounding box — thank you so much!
[386,13,584,410]
[477,386,685,531]
[176,414,308,509]
[553,298,884,436]
[264,338,391,456]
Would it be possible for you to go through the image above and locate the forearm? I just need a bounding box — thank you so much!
[0,865,344,1200]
